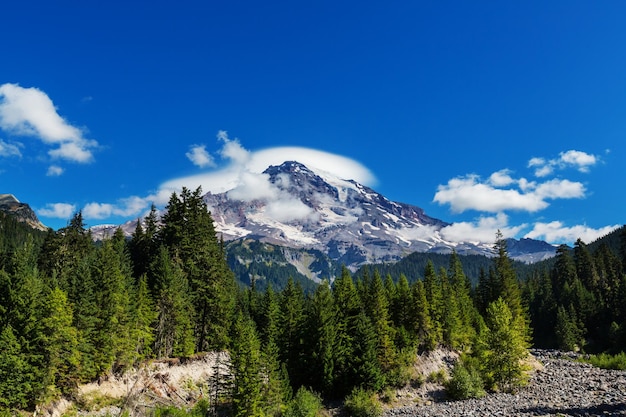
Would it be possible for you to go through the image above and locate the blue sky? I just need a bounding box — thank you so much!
[1,1,624,245]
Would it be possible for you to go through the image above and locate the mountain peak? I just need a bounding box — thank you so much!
[0,194,48,231]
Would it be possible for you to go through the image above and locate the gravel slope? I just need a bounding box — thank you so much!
[386,350,626,417]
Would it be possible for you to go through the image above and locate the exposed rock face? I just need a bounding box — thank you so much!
[205,161,497,270]
[0,193,48,231]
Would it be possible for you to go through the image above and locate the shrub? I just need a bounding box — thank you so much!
[343,388,382,417]
[581,352,626,370]
[445,362,485,401]
[284,387,323,417]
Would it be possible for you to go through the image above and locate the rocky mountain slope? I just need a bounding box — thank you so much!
[203,161,555,270]
[90,160,556,281]
[0,193,48,231]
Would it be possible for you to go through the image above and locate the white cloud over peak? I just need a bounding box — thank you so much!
[0,83,98,163]
[74,131,375,224]
[160,131,376,196]
[528,149,598,177]
[186,144,216,168]
[525,221,620,245]
[38,202,76,219]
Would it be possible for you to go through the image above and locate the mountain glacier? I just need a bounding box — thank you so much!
[202,161,556,269]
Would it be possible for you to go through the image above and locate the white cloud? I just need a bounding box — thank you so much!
[489,169,515,187]
[83,196,149,219]
[560,150,597,172]
[38,202,76,219]
[434,171,586,214]
[528,149,599,177]
[433,174,549,213]
[525,221,620,245]
[160,132,376,197]
[439,213,527,244]
[46,165,64,176]
[534,178,586,199]
[186,144,215,168]
[226,171,278,201]
[265,199,316,222]
[0,83,98,163]
[0,139,21,157]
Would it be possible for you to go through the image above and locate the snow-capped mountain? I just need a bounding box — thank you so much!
[202,161,556,269]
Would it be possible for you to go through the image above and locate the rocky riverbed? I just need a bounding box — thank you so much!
[386,350,626,417]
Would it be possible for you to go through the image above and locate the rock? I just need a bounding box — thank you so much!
[384,349,626,417]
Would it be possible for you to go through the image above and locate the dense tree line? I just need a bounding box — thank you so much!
[0,188,236,411]
[524,227,626,353]
[7,191,622,414]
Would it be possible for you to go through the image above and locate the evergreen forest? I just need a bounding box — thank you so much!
[1,186,625,415]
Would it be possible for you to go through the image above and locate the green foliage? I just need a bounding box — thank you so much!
[445,361,485,400]
[0,325,39,410]
[477,298,530,392]
[284,387,323,417]
[152,398,212,417]
[580,351,626,370]
[231,313,263,417]
[343,387,382,417]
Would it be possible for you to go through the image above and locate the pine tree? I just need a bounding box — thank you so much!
[260,340,291,417]
[305,280,338,394]
[159,187,236,351]
[349,311,385,391]
[40,287,80,398]
[423,260,443,345]
[231,313,263,417]
[278,277,306,388]
[478,297,530,392]
[258,284,281,349]
[366,270,396,372]
[491,231,531,342]
[129,274,157,361]
[128,204,159,285]
[152,246,195,358]
[332,267,361,395]
[410,280,436,351]
[0,325,38,410]
[555,304,584,351]
[448,252,477,349]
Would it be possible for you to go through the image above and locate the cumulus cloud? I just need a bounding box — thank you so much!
[0,83,98,163]
[46,165,64,176]
[186,144,215,168]
[0,139,21,157]
[434,174,548,213]
[38,202,76,219]
[82,196,149,219]
[525,221,620,245]
[433,172,586,214]
[439,213,527,244]
[528,150,599,177]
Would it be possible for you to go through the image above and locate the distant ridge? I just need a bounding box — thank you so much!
[0,194,48,231]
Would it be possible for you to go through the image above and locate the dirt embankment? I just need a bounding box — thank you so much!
[40,349,626,417]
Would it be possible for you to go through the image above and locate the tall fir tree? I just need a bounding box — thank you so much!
[151,246,195,358]
[159,187,236,351]
[231,313,263,417]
